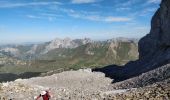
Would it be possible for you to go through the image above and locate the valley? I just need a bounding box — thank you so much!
[0,38,138,81]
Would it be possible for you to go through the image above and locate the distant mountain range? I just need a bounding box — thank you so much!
[0,37,138,74]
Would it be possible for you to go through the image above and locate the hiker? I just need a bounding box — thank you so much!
[35,90,51,100]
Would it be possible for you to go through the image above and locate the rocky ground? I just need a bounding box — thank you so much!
[107,83,170,100]
[0,69,114,100]
[0,68,169,100]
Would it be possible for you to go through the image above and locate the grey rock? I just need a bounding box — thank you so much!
[93,0,170,86]
[139,0,170,59]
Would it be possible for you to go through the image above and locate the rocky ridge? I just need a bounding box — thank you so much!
[0,37,138,58]
[27,38,93,55]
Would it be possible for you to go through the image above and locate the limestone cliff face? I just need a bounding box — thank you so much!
[124,0,170,78]
[93,0,170,81]
[129,0,170,76]
[139,0,170,60]
[121,0,170,77]
[108,0,170,86]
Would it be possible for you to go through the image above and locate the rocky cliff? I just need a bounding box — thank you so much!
[93,0,170,81]
[44,38,92,53]
[126,0,170,78]
[139,0,170,61]
[91,1,170,99]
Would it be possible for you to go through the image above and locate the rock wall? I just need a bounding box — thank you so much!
[130,0,170,76]
[139,0,170,59]
[93,0,170,82]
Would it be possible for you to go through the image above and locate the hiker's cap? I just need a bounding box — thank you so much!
[41,91,46,95]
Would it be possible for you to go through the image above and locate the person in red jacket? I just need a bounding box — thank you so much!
[36,90,51,100]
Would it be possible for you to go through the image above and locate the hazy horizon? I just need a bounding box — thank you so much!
[0,0,161,44]
[0,36,140,45]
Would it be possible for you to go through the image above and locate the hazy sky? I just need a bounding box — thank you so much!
[0,0,161,44]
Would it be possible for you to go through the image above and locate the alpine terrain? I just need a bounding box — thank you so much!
[0,0,170,100]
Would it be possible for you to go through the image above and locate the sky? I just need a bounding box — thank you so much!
[0,0,161,44]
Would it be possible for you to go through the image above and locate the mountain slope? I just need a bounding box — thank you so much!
[93,0,170,82]
[0,38,138,76]
[33,40,138,70]
[0,70,114,100]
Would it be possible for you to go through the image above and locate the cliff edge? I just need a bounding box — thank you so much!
[93,0,170,82]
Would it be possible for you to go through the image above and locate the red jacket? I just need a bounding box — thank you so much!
[36,91,51,100]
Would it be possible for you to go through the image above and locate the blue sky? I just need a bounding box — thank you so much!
[0,0,161,44]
